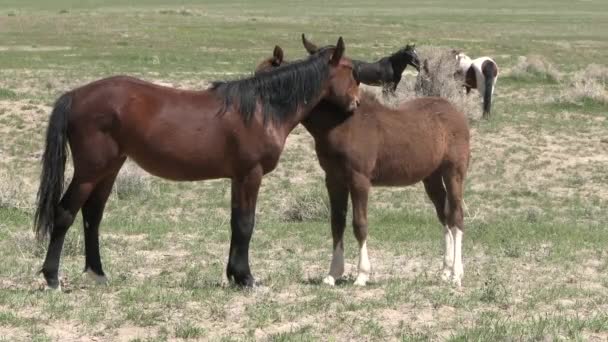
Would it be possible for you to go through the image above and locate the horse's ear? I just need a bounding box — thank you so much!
[273,45,284,64]
[330,37,345,66]
[301,33,318,54]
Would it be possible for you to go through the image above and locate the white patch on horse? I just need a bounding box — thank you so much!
[354,240,371,286]
[86,268,108,285]
[452,227,464,287]
[442,225,454,282]
[323,242,345,286]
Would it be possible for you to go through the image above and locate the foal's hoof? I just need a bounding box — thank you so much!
[440,269,452,283]
[85,268,108,285]
[322,275,336,286]
[451,275,463,289]
[354,274,369,286]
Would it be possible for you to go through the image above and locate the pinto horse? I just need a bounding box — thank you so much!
[453,50,499,118]
[256,46,470,287]
[34,38,360,290]
[303,34,420,96]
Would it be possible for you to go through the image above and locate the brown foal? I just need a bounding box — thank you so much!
[256,44,470,286]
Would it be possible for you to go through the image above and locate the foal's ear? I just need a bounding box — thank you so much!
[273,45,284,64]
[301,33,318,54]
[330,37,345,66]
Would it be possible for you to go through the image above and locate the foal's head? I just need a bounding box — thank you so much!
[322,38,360,112]
[255,45,284,73]
[257,38,360,112]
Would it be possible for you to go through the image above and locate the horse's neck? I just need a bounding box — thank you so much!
[281,87,331,136]
[389,53,410,71]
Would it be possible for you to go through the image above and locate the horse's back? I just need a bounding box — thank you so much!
[397,96,470,161]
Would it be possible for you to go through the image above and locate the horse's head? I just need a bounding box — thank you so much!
[452,49,470,64]
[323,37,360,112]
[403,44,421,72]
[260,37,360,112]
[254,45,285,75]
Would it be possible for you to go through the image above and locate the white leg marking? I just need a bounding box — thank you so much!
[86,268,108,285]
[442,225,454,282]
[323,242,344,286]
[452,227,464,287]
[354,240,371,286]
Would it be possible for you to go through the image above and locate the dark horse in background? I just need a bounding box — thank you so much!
[256,42,470,287]
[34,37,360,290]
[303,34,420,96]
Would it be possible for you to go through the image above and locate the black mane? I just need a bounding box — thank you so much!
[212,48,333,124]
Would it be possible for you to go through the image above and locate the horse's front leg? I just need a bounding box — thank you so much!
[350,173,372,286]
[323,173,348,286]
[226,166,263,287]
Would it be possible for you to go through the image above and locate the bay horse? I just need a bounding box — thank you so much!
[302,34,421,96]
[34,37,361,290]
[256,46,470,287]
[453,50,499,118]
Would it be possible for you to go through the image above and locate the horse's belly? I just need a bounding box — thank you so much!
[127,151,230,181]
[371,153,443,186]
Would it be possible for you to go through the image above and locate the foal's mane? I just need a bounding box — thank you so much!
[212,47,334,124]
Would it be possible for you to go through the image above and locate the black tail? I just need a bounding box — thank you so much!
[34,93,72,239]
[482,61,496,118]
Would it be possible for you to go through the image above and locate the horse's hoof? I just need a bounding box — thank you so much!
[451,275,462,288]
[354,274,368,286]
[441,269,452,282]
[85,268,108,285]
[233,273,256,288]
[40,269,61,291]
[322,275,336,286]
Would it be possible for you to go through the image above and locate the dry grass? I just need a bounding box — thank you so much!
[509,55,562,82]
[560,64,608,104]
[112,160,156,200]
[281,186,330,222]
[0,170,33,210]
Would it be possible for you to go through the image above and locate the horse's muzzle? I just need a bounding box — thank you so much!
[348,98,361,112]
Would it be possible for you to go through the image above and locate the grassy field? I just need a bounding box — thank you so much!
[1,0,608,341]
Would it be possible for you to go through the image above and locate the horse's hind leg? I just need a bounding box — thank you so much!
[350,173,372,286]
[423,170,452,282]
[41,129,123,290]
[442,165,466,287]
[322,173,348,286]
[41,180,95,289]
[82,158,125,284]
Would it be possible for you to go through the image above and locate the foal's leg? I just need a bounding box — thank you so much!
[443,167,466,287]
[350,173,372,286]
[423,172,452,282]
[82,159,125,284]
[227,165,263,287]
[323,174,348,286]
[41,180,95,289]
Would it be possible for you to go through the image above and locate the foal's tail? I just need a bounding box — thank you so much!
[482,61,497,118]
[34,92,72,239]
